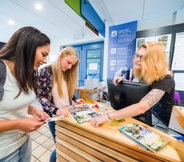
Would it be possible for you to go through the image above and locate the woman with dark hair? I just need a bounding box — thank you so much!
[0,26,50,162]
[91,42,177,127]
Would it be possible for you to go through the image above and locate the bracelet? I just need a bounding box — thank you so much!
[107,113,112,121]
[52,107,59,115]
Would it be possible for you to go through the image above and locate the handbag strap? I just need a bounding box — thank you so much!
[0,59,6,100]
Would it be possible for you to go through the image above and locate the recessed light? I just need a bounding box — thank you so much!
[8,20,14,25]
[35,4,42,10]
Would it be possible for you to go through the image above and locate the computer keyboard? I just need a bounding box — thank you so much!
[154,124,169,134]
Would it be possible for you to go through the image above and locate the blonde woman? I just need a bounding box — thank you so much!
[37,46,85,162]
[91,42,177,127]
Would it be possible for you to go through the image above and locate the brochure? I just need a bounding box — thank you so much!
[119,123,169,152]
[43,117,63,122]
[68,104,109,124]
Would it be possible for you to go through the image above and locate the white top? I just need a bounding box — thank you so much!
[51,80,70,109]
[0,62,36,159]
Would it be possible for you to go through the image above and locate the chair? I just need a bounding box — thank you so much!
[174,91,181,103]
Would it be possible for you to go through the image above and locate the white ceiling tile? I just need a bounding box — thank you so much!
[4,4,40,23]
[0,0,184,43]
[14,0,63,17]
[0,0,14,12]
[31,18,66,37]
[144,0,184,19]
[48,0,70,10]
[63,23,84,33]
[45,10,77,27]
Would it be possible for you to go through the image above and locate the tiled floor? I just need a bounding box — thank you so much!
[31,123,55,162]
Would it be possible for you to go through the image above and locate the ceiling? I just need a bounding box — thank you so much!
[0,0,184,43]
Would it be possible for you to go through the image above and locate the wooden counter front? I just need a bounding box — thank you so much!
[55,105,184,162]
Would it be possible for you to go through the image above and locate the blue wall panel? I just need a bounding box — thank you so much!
[81,0,105,37]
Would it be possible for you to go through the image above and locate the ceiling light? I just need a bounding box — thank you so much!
[35,4,42,10]
[8,20,14,25]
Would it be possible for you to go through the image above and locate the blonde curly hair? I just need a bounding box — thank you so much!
[133,42,172,85]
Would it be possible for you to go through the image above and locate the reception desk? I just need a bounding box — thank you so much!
[55,102,184,162]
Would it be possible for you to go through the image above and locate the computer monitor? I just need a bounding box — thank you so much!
[107,78,152,126]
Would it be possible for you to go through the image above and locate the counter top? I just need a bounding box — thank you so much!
[55,103,184,162]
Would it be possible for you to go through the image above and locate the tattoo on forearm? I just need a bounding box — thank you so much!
[141,89,165,108]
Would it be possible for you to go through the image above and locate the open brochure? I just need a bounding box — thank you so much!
[68,104,110,124]
[119,123,169,152]
[43,117,63,122]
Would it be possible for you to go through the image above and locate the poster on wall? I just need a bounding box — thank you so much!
[171,32,184,70]
[136,34,172,60]
[107,21,137,78]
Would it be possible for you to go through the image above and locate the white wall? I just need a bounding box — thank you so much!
[50,28,104,56]
[50,10,184,80]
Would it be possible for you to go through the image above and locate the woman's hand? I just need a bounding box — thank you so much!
[90,113,109,127]
[113,77,124,85]
[28,105,49,121]
[0,118,45,133]
[56,108,68,118]
[17,117,45,132]
[76,98,85,104]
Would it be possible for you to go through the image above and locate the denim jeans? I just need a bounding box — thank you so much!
[0,136,31,162]
[48,122,56,162]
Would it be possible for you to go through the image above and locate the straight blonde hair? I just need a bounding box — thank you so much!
[133,42,172,84]
[51,46,79,100]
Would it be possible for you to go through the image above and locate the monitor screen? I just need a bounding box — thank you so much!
[107,78,152,126]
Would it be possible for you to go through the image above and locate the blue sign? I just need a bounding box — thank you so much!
[107,21,137,78]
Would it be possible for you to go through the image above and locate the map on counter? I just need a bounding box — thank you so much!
[119,123,169,152]
[68,104,110,124]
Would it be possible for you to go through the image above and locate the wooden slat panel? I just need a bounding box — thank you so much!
[56,131,122,162]
[56,142,89,162]
[56,149,75,162]
[56,122,167,162]
[56,126,140,162]
[56,154,68,162]
[56,134,118,162]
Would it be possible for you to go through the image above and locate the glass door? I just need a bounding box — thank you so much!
[86,49,101,80]
[72,41,104,87]
[83,43,104,83]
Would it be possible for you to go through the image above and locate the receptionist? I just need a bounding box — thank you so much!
[91,42,178,127]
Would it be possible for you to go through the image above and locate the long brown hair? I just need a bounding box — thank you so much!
[51,47,78,100]
[133,42,172,84]
[0,26,50,97]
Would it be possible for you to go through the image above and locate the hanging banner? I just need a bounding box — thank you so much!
[107,21,137,79]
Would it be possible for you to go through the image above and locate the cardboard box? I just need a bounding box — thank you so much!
[84,79,98,90]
